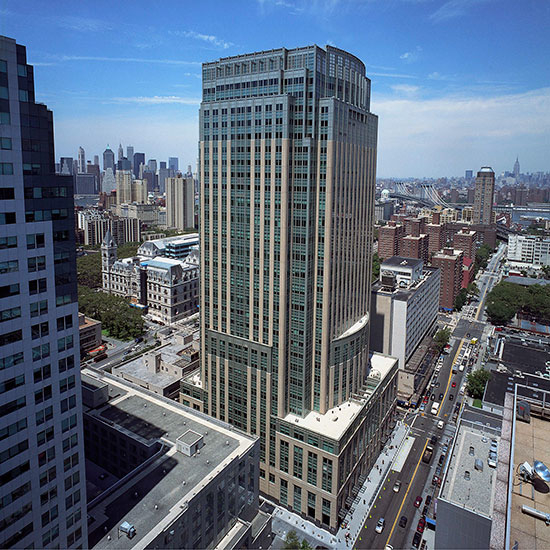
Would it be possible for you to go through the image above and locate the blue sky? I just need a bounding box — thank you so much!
[2,0,549,177]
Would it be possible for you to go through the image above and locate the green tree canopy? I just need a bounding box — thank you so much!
[433,327,452,352]
[454,288,468,311]
[372,252,381,282]
[466,368,491,399]
[283,531,301,550]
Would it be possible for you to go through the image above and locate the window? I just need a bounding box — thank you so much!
[32,343,50,362]
[0,260,18,274]
[0,187,14,199]
[60,375,75,393]
[0,212,16,224]
[18,89,28,102]
[0,163,13,175]
[27,256,46,272]
[31,321,49,339]
[34,385,52,405]
[0,418,27,442]
[29,277,47,295]
[57,315,73,331]
[35,405,53,425]
[57,335,74,352]
[0,440,29,464]
[0,396,26,418]
[0,137,11,150]
[38,446,55,467]
[0,307,21,323]
[0,113,9,125]
[60,395,76,413]
[0,351,24,371]
[0,329,22,347]
[27,233,45,249]
[37,426,55,447]
[30,300,48,317]
[56,294,72,307]
[0,60,6,73]
[0,374,25,394]
[0,236,16,249]
[58,355,75,373]
[17,64,27,77]
[64,469,79,490]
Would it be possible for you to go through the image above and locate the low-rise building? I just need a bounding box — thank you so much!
[81,371,267,550]
[137,233,199,260]
[78,313,102,355]
[507,234,550,269]
[101,232,199,325]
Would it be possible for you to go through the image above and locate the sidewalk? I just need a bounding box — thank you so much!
[271,420,411,549]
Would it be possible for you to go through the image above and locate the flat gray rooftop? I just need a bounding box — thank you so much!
[439,422,498,518]
[381,256,423,269]
[84,371,255,550]
[114,358,180,389]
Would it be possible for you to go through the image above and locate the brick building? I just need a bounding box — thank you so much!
[379,221,404,260]
[432,247,465,310]
[453,229,477,261]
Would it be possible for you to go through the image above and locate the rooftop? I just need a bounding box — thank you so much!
[484,370,550,408]
[282,353,397,441]
[501,339,550,377]
[504,276,550,287]
[381,256,423,269]
[84,370,256,550]
[113,358,180,390]
[439,421,499,518]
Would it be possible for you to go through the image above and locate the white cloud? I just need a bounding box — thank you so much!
[430,0,490,23]
[390,84,420,95]
[369,71,417,79]
[373,87,550,177]
[400,46,422,63]
[178,31,233,50]
[52,15,114,32]
[57,55,200,66]
[107,96,201,105]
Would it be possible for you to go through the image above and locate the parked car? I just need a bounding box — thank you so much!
[451,381,456,388]
[439,393,444,400]
[414,495,422,508]
[425,495,432,506]
[430,435,437,445]
[393,480,402,493]
[399,515,408,528]
[449,394,454,401]
[417,517,426,534]
[412,532,422,548]
[375,518,385,534]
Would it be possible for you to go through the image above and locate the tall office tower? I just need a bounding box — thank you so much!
[147,159,157,174]
[465,169,473,180]
[117,142,123,162]
[101,167,115,193]
[186,164,192,177]
[195,45,382,530]
[93,154,99,167]
[59,156,74,175]
[168,156,178,172]
[166,175,194,230]
[126,145,134,167]
[115,170,133,204]
[133,152,145,179]
[77,146,85,173]
[0,36,87,548]
[157,161,169,194]
[473,166,495,225]
[103,146,115,173]
[513,156,520,179]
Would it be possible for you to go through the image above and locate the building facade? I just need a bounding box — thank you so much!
[0,36,87,549]
[507,234,550,268]
[370,258,440,369]
[165,175,194,231]
[195,45,387,530]
[473,167,495,225]
[432,247,465,310]
[378,221,404,260]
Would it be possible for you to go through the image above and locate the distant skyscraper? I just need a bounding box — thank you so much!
[102,167,116,193]
[473,166,495,225]
[77,146,86,173]
[158,161,170,194]
[189,45,384,530]
[0,35,87,549]
[93,154,100,166]
[147,159,157,174]
[60,156,74,175]
[117,142,124,162]
[513,157,520,178]
[465,169,473,180]
[166,175,194,230]
[186,164,193,177]
[168,156,179,172]
[133,152,145,179]
[126,145,134,166]
[103,146,115,173]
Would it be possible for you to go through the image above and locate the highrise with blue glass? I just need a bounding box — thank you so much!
[186,45,396,530]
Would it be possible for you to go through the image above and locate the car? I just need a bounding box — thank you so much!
[435,381,440,387]
[438,454,445,465]
[430,435,437,445]
[442,444,449,454]
[439,393,444,400]
[431,393,436,400]
[414,496,422,508]
[399,515,408,528]
[375,518,385,534]
[412,532,422,549]
[393,480,402,493]
[417,517,426,534]
[423,395,429,404]
[437,420,444,429]
[419,403,426,412]
[449,394,454,401]
[451,381,456,388]
[490,439,498,453]
[432,474,441,487]
[425,495,432,506]
[422,504,429,516]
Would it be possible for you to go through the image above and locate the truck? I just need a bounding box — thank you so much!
[431,402,440,415]
[422,445,434,464]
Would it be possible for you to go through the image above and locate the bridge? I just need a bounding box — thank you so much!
[388,182,454,209]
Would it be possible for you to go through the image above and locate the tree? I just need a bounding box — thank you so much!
[372,252,381,282]
[466,369,491,399]
[454,288,468,311]
[283,531,301,550]
[433,327,451,352]
[78,286,144,341]
[301,539,313,550]
[541,265,550,280]
[77,252,102,288]
[467,282,479,297]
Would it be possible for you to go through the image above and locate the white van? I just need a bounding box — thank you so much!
[437,420,444,429]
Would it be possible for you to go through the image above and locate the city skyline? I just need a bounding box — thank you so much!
[1,0,549,177]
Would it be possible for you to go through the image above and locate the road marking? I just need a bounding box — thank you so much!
[439,339,464,417]
[384,438,429,548]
